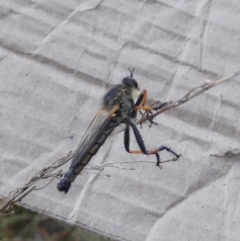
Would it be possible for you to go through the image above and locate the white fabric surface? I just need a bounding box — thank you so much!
[1,1,240,240]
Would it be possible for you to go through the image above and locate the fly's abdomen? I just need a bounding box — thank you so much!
[73,123,116,172]
[57,121,118,193]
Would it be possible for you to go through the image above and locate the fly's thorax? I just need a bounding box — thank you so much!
[103,84,132,107]
[103,79,141,120]
[117,90,135,119]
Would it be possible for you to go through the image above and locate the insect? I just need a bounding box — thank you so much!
[57,69,180,193]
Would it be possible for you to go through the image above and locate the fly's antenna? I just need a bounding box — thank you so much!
[128,68,135,77]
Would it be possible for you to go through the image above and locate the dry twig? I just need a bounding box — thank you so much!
[139,71,240,124]
[0,152,74,214]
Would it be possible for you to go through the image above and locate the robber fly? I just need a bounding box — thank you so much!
[57,69,180,193]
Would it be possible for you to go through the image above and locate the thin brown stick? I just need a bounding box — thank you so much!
[87,156,178,170]
[0,152,74,214]
[139,71,240,124]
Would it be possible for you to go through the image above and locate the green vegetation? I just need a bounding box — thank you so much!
[0,204,110,241]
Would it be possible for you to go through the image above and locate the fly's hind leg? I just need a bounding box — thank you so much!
[155,146,181,168]
[124,120,181,167]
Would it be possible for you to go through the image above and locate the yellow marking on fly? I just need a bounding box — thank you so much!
[89,144,99,155]
[97,134,106,144]
[75,165,84,174]
[82,154,92,165]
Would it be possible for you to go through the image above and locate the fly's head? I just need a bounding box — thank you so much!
[103,68,141,108]
[122,68,140,90]
[122,68,141,104]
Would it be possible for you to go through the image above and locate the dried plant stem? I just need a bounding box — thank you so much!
[139,71,240,124]
[88,156,178,170]
[0,152,74,214]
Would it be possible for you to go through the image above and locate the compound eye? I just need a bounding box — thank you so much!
[131,79,139,89]
[123,77,139,89]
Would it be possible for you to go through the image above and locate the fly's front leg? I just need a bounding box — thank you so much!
[145,101,170,127]
[124,120,181,167]
[132,89,148,118]
[133,90,170,127]
[134,90,169,112]
[155,146,181,168]
[153,101,169,110]
[133,89,157,127]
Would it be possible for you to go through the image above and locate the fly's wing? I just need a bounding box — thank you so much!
[110,124,125,136]
[71,105,119,166]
